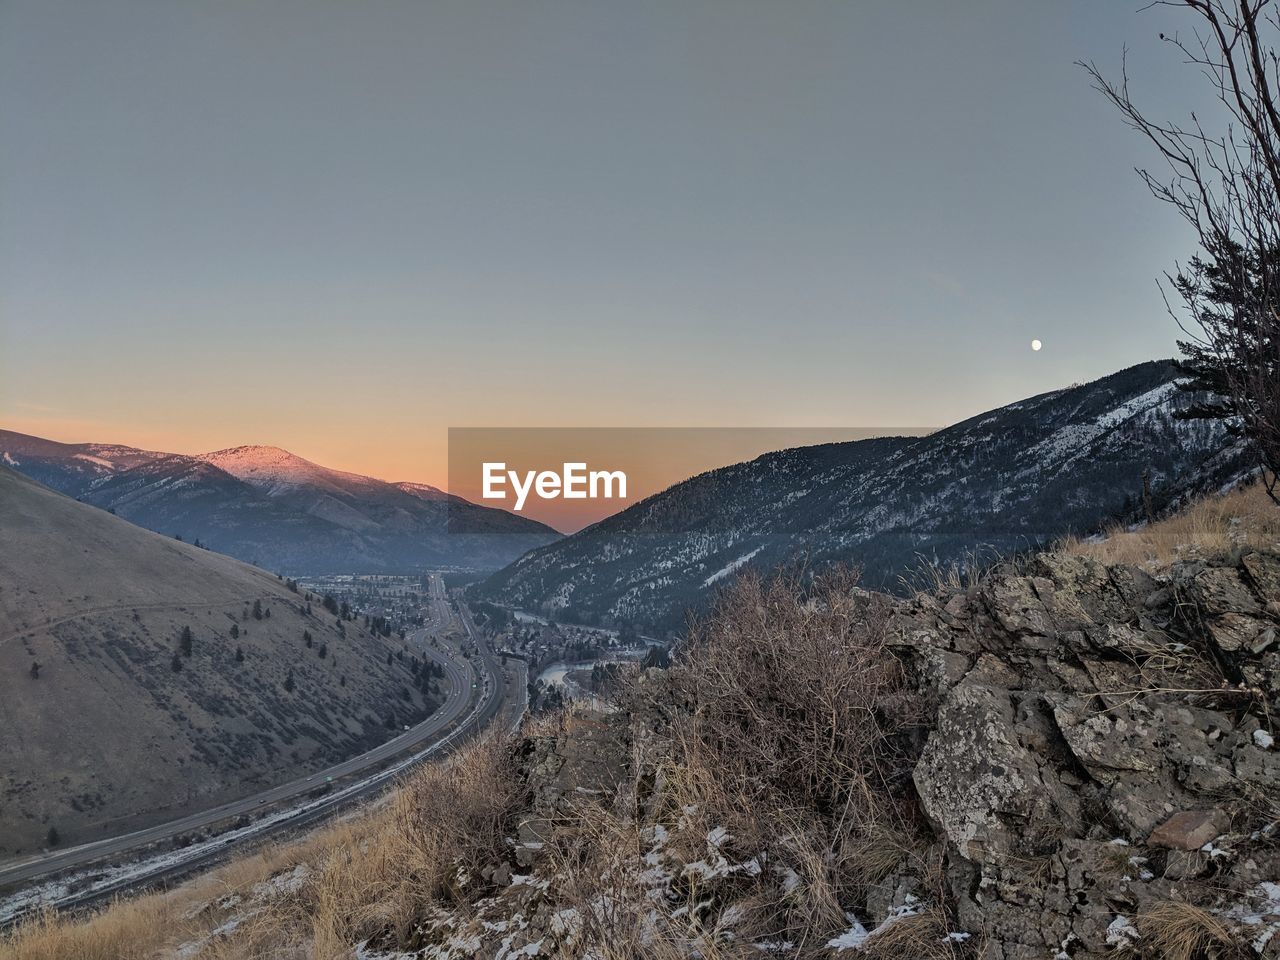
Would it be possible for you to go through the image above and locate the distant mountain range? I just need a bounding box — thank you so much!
[476,361,1252,631]
[0,434,559,574]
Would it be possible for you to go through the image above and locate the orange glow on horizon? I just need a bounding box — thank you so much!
[1,415,453,491]
[3,415,935,534]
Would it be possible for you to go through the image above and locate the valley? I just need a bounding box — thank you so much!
[2,357,1276,957]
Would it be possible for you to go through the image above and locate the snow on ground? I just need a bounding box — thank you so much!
[70,453,116,468]
[702,546,764,587]
[1105,915,1140,948]
[826,895,926,952]
[1222,881,1280,952]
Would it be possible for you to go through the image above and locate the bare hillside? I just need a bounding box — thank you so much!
[0,466,435,855]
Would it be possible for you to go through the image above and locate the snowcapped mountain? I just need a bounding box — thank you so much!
[197,445,385,498]
[476,361,1252,632]
[0,433,559,573]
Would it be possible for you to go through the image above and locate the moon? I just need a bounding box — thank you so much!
[1031,339,1043,352]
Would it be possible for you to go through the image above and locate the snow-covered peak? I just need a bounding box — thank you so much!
[196,445,377,495]
[198,445,317,480]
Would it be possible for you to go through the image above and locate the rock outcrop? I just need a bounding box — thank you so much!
[362,546,1280,959]
[897,549,1280,958]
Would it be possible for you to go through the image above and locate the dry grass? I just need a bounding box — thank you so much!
[0,894,194,960]
[307,734,516,954]
[1062,480,1280,568]
[860,907,968,959]
[0,733,519,960]
[1135,900,1246,960]
[903,547,1000,597]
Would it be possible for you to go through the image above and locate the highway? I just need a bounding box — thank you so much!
[456,591,525,732]
[0,573,520,916]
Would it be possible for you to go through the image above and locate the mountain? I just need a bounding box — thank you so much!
[0,464,437,854]
[0,435,560,574]
[198,445,390,500]
[477,361,1252,631]
[0,431,165,490]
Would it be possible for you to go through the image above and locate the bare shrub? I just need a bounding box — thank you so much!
[659,569,931,946]
[671,568,923,834]
[1083,1,1280,501]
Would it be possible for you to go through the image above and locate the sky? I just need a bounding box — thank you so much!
[0,1,1224,488]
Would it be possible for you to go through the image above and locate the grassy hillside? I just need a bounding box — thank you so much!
[0,466,436,855]
[1063,478,1280,567]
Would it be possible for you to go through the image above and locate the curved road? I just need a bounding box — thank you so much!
[0,581,511,899]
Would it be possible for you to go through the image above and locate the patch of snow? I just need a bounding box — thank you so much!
[550,907,581,938]
[1106,915,1141,948]
[71,453,116,468]
[826,916,870,951]
[498,939,542,959]
[719,903,747,929]
[509,874,549,890]
[253,863,309,899]
[1256,729,1275,749]
[778,866,802,894]
[827,897,925,952]
[355,944,419,960]
[702,547,764,587]
[1201,841,1231,860]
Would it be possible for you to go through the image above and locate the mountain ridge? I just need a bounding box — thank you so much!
[476,360,1253,630]
[0,432,559,574]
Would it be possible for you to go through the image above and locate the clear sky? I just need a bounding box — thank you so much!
[0,1,1219,487]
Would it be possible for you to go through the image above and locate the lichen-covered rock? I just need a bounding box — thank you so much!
[1191,565,1264,616]
[902,547,1280,958]
[915,675,1059,863]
